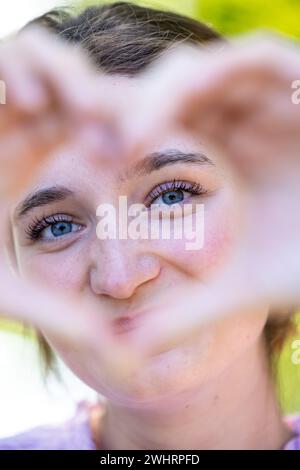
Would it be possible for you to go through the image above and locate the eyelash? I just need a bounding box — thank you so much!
[144,179,207,207]
[25,180,206,241]
[25,214,75,241]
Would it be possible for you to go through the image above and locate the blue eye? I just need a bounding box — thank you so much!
[161,190,184,205]
[26,215,83,241]
[42,221,82,240]
[51,222,73,237]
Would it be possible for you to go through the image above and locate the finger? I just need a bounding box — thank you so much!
[0,110,69,198]
[126,258,266,358]
[130,230,300,359]
[122,36,300,159]
[16,27,121,122]
[0,54,49,114]
[0,260,143,383]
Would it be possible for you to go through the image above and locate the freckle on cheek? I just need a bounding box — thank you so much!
[186,206,235,277]
[162,217,234,277]
[202,225,235,274]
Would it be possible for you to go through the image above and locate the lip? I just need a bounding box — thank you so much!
[111,310,151,335]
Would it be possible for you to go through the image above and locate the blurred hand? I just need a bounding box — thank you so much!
[0,26,140,386]
[1,28,300,376]
[124,35,300,355]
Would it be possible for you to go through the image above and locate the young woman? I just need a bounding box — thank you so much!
[0,2,300,449]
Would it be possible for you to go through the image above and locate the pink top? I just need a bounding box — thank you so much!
[0,401,299,450]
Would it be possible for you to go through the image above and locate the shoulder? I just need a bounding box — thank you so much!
[283,414,300,450]
[0,400,105,450]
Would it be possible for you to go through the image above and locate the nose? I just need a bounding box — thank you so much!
[89,239,160,300]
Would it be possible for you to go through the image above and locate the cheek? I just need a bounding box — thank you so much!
[199,200,237,276]
[151,195,238,279]
[198,189,242,276]
[16,247,87,292]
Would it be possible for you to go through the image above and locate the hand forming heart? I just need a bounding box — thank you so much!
[0,27,300,383]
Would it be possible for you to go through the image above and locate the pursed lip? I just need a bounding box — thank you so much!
[111,309,151,334]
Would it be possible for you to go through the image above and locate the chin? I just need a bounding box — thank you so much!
[92,339,214,410]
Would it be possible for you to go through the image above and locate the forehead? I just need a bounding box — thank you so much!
[40,139,204,182]
[13,70,214,214]
[25,74,206,189]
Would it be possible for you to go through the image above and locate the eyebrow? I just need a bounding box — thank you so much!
[130,149,214,177]
[15,186,73,218]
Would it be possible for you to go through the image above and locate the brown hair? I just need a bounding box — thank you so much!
[24,1,295,372]
[26,2,222,74]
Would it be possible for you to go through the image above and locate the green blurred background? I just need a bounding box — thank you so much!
[1,0,300,416]
[80,0,300,39]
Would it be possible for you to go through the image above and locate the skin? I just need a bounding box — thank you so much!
[0,28,299,449]
[8,76,291,449]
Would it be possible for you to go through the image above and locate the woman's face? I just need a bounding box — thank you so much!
[9,76,269,408]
